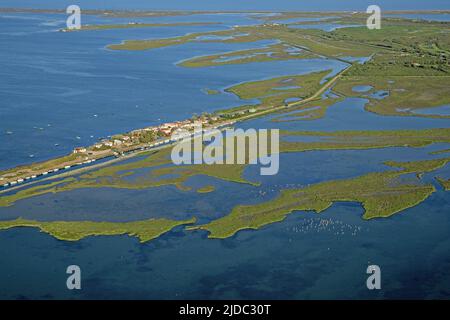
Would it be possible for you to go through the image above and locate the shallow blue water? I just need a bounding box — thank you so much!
[284,97,302,103]
[352,85,373,93]
[412,105,450,116]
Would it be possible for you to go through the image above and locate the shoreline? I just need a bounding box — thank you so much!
[1,8,449,14]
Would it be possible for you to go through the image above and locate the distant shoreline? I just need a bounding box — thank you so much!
[1,8,449,15]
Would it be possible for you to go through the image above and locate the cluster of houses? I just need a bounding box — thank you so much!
[1,113,235,189]
[73,115,221,155]
[153,117,219,136]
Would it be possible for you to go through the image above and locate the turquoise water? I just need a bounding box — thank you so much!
[0,11,449,300]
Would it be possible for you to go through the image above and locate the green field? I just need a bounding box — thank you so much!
[0,217,196,242]
[271,96,344,122]
[223,70,331,114]
[334,76,450,118]
[437,177,450,190]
